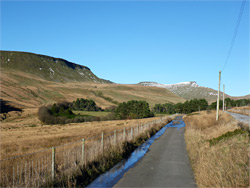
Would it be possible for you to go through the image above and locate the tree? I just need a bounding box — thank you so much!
[115,100,154,119]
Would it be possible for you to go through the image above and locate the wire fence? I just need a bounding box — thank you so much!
[0,117,169,187]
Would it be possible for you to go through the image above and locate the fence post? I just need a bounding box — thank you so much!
[82,138,85,163]
[52,147,55,181]
[25,162,27,184]
[28,161,30,181]
[114,130,117,145]
[131,126,133,140]
[13,166,15,187]
[20,164,22,185]
[101,132,104,154]
[17,164,19,185]
[123,127,126,141]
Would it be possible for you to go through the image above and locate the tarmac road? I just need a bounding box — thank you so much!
[227,111,250,125]
[114,121,196,187]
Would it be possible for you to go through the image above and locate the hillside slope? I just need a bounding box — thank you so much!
[0,70,185,109]
[138,81,231,103]
[0,51,185,110]
[0,51,111,83]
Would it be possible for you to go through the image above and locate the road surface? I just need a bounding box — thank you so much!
[114,121,196,187]
[227,111,250,125]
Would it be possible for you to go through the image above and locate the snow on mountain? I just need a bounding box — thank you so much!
[139,81,200,89]
[138,81,226,103]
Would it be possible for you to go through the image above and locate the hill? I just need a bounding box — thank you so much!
[0,51,185,110]
[138,81,232,103]
[0,51,111,83]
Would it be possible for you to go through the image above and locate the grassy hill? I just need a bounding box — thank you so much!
[0,51,185,110]
[1,51,111,83]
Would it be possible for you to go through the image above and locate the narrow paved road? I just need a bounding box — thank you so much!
[114,121,196,187]
[227,111,250,125]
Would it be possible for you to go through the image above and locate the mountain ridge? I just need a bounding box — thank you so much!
[0,50,112,84]
[138,81,243,103]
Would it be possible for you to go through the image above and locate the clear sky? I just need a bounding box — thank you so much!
[1,0,249,96]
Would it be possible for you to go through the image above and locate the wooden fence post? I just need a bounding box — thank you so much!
[32,160,33,179]
[52,147,55,181]
[13,166,15,187]
[101,132,104,154]
[25,162,27,184]
[123,127,126,141]
[114,130,117,145]
[131,127,133,140]
[82,139,85,163]
[17,164,19,185]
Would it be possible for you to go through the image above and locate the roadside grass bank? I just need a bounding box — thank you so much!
[184,110,249,187]
[46,118,172,187]
[228,106,250,116]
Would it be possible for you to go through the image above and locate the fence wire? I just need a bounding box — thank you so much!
[0,117,168,187]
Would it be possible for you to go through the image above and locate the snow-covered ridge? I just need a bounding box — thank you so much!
[139,81,200,88]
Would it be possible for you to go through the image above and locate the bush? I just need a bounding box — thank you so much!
[115,100,154,119]
[38,103,104,125]
[71,98,103,111]
[38,106,67,124]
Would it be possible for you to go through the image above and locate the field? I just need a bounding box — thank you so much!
[0,107,170,159]
[0,110,172,187]
[184,110,249,187]
[228,106,250,116]
[73,110,111,117]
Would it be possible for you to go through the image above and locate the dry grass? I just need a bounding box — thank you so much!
[0,108,169,159]
[184,110,249,187]
[0,69,185,110]
[228,106,250,116]
[0,115,171,187]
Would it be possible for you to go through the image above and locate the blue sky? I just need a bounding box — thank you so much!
[1,0,249,96]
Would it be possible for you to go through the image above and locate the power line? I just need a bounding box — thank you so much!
[221,0,247,72]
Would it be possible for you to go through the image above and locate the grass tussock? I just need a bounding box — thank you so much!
[184,110,249,187]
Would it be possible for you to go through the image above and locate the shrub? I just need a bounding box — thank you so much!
[71,98,103,111]
[115,100,154,120]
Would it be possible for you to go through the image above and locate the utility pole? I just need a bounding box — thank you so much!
[223,84,225,112]
[216,71,221,121]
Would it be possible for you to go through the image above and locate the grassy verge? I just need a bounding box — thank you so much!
[184,110,249,187]
[228,106,250,116]
[73,111,111,117]
[47,119,171,187]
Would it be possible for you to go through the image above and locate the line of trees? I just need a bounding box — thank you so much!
[38,99,155,124]
[153,99,208,114]
[115,100,154,119]
[209,98,250,110]
[70,98,103,111]
[153,98,250,115]
[38,98,104,124]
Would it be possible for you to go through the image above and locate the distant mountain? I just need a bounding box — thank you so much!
[0,51,112,83]
[138,81,231,103]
